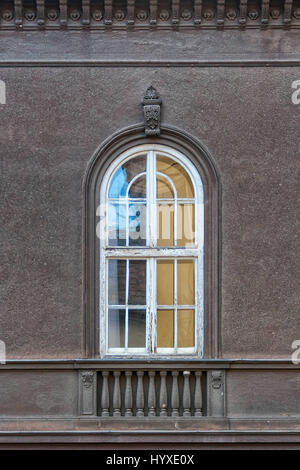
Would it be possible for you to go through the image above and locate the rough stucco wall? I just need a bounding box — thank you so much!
[0,371,78,416]
[0,42,299,359]
[226,371,300,417]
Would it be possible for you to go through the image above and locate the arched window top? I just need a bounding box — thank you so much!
[101,145,204,250]
[105,144,203,203]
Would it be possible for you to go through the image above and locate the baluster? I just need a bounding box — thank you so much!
[171,0,180,24]
[194,0,202,24]
[216,0,225,26]
[159,371,168,416]
[149,0,157,25]
[171,371,179,417]
[183,371,191,416]
[104,0,113,25]
[148,371,156,417]
[239,0,248,25]
[124,371,133,416]
[82,0,91,25]
[136,371,145,417]
[261,0,270,25]
[14,0,23,26]
[283,0,293,26]
[59,0,67,26]
[101,371,110,417]
[36,0,45,26]
[113,371,121,417]
[127,0,135,25]
[194,371,203,416]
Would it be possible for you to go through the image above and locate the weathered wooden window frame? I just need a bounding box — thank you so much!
[84,125,221,360]
[99,145,204,358]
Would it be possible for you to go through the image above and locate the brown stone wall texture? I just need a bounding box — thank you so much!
[0,30,299,359]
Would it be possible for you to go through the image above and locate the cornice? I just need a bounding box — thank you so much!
[1,60,300,66]
[0,358,299,369]
[0,0,299,31]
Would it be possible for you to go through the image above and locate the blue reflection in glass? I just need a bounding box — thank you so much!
[108,156,146,198]
[109,167,128,198]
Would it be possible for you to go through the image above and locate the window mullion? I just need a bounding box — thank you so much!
[147,150,157,354]
[125,259,129,351]
[147,257,156,354]
[126,199,129,246]
[174,258,178,352]
[148,150,156,247]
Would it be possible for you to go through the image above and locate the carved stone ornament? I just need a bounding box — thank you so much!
[211,370,223,389]
[226,8,237,20]
[47,8,59,21]
[92,8,102,21]
[270,7,281,19]
[114,9,125,21]
[293,8,300,19]
[181,8,192,20]
[136,9,147,21]
[142,86,162,136]
[24,8,36,21]
[159,9,170,21]
[0,0,296,30]
[203,8,214,20]
[248,8,259,20]
[81,371,94,388]
[1,9,14,21]
[69,8,81,21]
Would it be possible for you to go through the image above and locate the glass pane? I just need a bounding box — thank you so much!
[157,260,174,305]
[129,203,146,246]
[178,310,195,348]
[128,175,146,198]
[128,309,146,348]
[157,310,174,348]
[177,204,195,246]
[177,260,194,305]
[129,260,146,305]
[157,156,194,198]
[157,203,174,246]
[108,260,126,305]
[157,174,174,198]
[108,203,126,246]
[109,155,146,198]
[108,309,125,348]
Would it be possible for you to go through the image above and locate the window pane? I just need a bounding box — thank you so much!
[129,260,146,305]
[109,155,146,198]
[157,310,174,348]
[108,309,125,348]
[128,175,146,198]
[177,260,194,305]
[156,156,194,198]
[178,310,195,348]
[157,174,174,198]
[108,260,126,305]
[128,309,146,348]
[108,203,126,246]
[129,203,146,246]
[177,204,195,246]
[157,260,174,305]
[157,203,174,246]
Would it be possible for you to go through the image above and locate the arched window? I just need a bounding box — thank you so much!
[98,145,204,357]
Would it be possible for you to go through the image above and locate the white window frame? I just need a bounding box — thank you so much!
[99,144,204,358]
